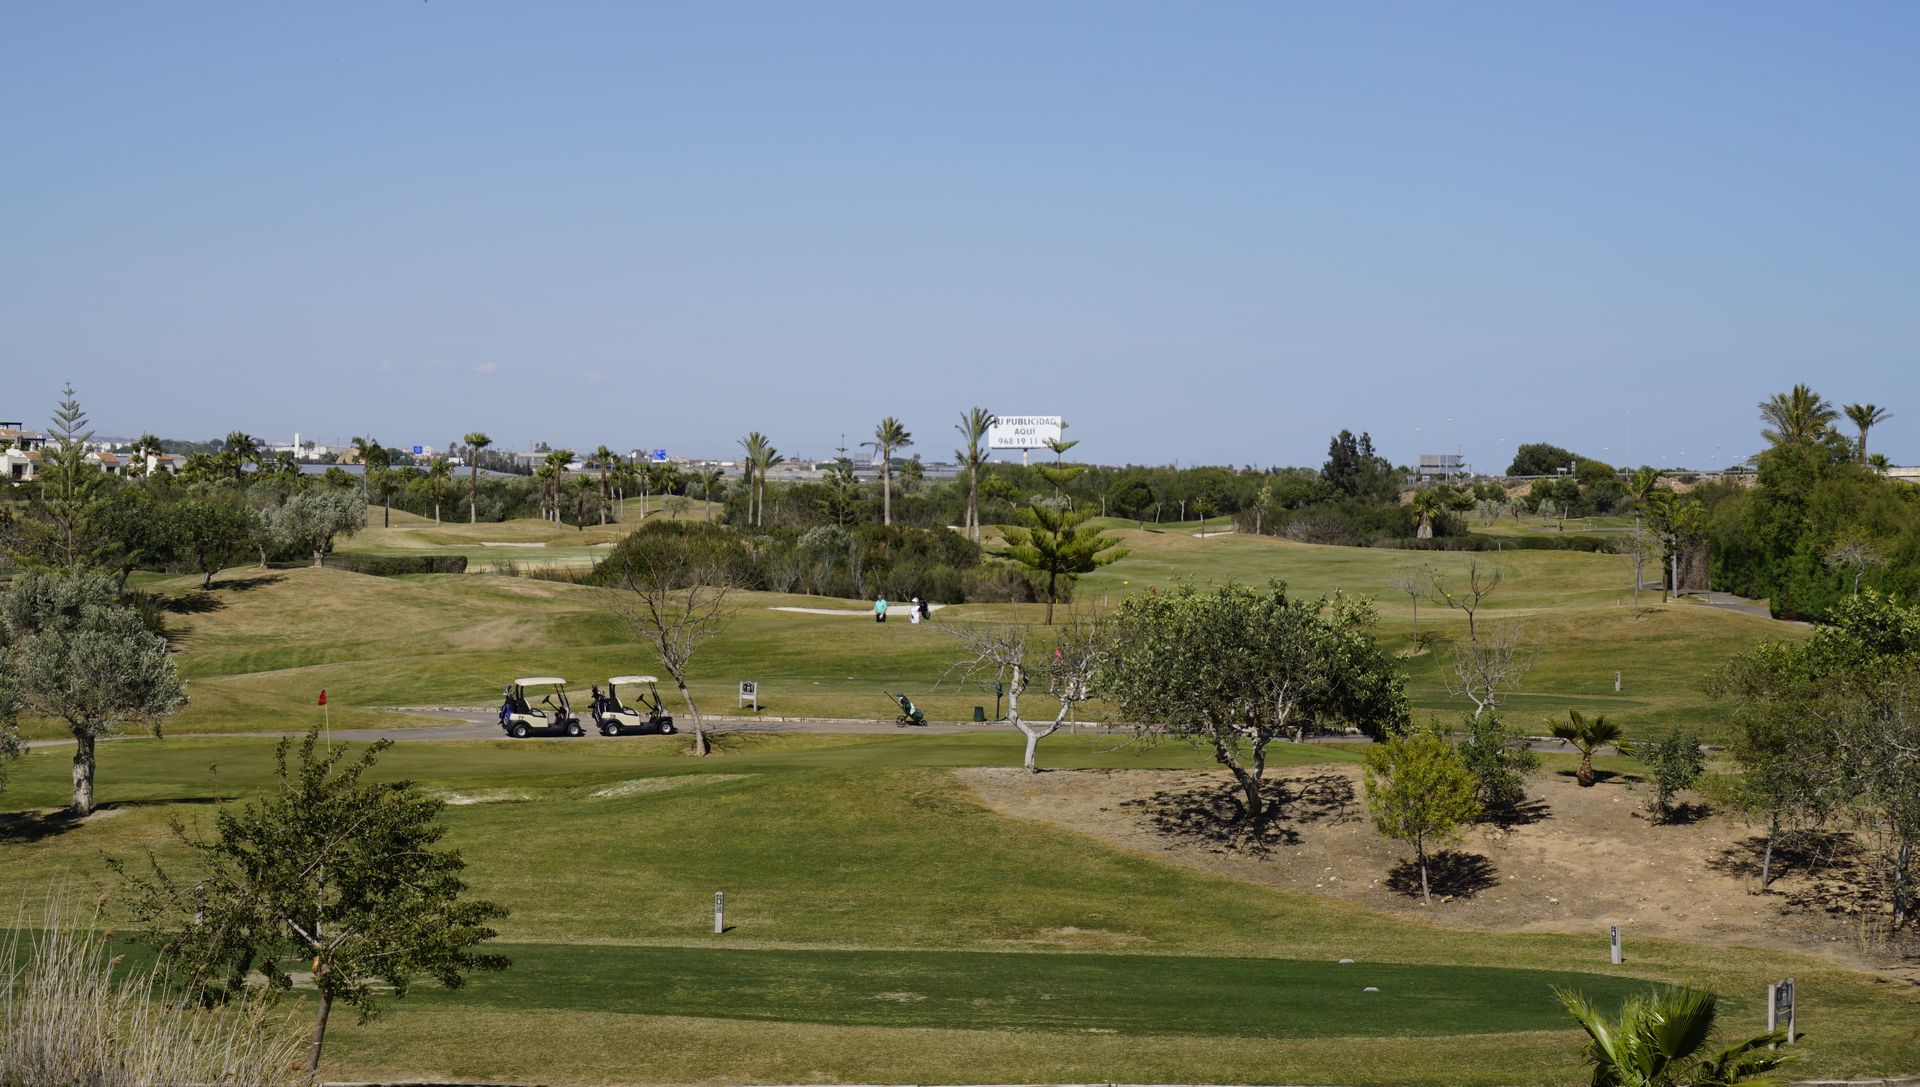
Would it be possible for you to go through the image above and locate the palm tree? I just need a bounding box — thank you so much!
[350,437,378,526]
[1843,403,1891,464]
[463,432,492,524]
[750,442,783,527]
[426,456,453,522]
[132,433,165,477]
[1408,489,1445,539]
[543,449,574,524]
[609,458,637,520]
[1867,452,1893,474]
[955,407,996,540]
[222,431,261,485]
[1758,384,1836,448]
[864,417,912,526]
[1556,986,1792,1087]
[737,433,768,525]
[698,468,724,521]
[591,445,617,524]
[1551,709,1633,787]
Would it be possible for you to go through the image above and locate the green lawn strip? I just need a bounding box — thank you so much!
[400,941,1651,1039]
[125,543,1793,738]
[322,1006,1605,1087]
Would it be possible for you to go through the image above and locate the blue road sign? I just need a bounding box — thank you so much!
[411,445,424,456]
[652,449,668,462]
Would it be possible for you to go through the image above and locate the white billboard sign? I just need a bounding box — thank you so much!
[988,415,1063,450]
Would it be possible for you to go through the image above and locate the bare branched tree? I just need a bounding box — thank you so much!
[1387,567,1433,636]
[1444,622,1538,720]
[1425,558,1505,645]
[1618,529,1661,616]
[605,530,738,756]
[944,614,1103,771]
[1823,535,1887,596]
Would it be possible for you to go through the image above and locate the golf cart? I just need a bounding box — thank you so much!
[590,675,677,736]
[887,691,927,727]
[498,678,585,738]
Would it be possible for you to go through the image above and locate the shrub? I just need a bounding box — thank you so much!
[1643,725,1708,820]
[1453,712,1539,811]
[322,553,469,576]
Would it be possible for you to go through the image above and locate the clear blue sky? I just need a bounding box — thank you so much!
[4,1,1916,469]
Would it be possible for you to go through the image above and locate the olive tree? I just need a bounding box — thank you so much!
[112,726,508,1077]
[1099,582,1408,824]
[1,571,186,814]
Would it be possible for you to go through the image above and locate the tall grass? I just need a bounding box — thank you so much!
[1,899,303,1086]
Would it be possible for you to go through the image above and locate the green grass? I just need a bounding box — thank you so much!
[76,520,1803,744]
[399,942,1651,1038]
[5,736,1916,1084]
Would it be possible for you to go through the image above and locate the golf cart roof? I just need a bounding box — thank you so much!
[514,677,569,688]
[608,675,659,686]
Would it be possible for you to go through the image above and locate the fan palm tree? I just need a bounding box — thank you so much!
[737,432,768,525]
[222,431,261,485]
[1758,385,1836,448]
[591,445,617,524]
[463,432,492,523]
[1556,985,1792,1087]
[1408,489,1445,539]
[864,417,912,526]
[426,456,453,522]
[1843,403,1891,464]
[1552,709,1633,787]
[350,437,380,526]
[955,407,996,540]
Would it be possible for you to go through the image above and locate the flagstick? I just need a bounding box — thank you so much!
[324,699,330,749]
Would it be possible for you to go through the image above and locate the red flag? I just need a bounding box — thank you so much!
[317,690,327,706]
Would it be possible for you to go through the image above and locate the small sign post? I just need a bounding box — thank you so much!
[738,681,758,711]
[1614,671,1622,693]
[1768,978,1796,1046]
[1609,924,1623,965]
[714,891,725,934]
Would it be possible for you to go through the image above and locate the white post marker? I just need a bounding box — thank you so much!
[1614,671,1622,693]
[1609,924,1622,965]
[714,891,725,934]
[1768,978,1796,1046]
[738,681,758,711]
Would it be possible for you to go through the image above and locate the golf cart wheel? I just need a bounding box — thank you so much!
[604,723,621,736]
[510,723,529,738]
[566,721,584,737]
[660,721,676,734]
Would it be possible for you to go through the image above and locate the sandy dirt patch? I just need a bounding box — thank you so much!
[957,764,1914,978]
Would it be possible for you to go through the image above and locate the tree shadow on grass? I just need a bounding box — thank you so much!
[210,574,285,593]
[1386,851,1499,900]
[1554,768,1644,786]
[155,591,225,615]
[0,797,221,845]
[1120,772,1358,857]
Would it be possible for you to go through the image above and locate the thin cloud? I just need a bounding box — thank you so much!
[472,362,500,376]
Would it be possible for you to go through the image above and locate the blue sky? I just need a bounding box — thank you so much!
[4,2,1916,468]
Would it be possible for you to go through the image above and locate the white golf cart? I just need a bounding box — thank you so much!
[497,677,585,738]
[589,675,677,736]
